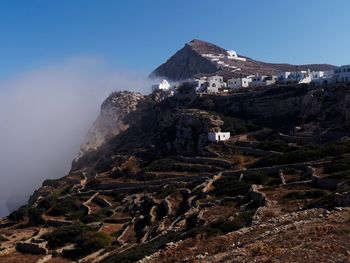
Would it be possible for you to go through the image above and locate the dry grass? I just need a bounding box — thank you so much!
[0,252,41,263]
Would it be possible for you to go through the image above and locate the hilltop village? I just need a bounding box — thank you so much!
[151,49,350,144]
[152,48,350,95]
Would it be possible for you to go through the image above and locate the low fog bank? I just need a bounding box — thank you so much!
[0,57,153,217]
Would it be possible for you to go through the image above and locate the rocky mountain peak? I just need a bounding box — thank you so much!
[186,39,227,55]
[150,39,335,81]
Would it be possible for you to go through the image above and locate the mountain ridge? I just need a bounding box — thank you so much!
[150,39,335,81]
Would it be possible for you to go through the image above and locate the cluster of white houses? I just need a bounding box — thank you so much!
[191,65,350,93]
[151,65,350,95]
[150,64,350,144]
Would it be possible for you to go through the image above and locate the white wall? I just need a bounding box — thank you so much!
[228,78,250,89]
[208,132,231,142]
[334,65,350,82]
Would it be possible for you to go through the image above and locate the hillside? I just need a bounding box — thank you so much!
[1,84,350,263]
[150,39,335,81]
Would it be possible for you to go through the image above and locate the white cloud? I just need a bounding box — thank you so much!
[0,57,153,216]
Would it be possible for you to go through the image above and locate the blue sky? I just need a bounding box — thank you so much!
[0,0,349,79]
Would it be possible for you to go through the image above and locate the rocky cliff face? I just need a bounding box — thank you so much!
[150,39,335,81]
[79,91,145,156]
[172,109,223,154]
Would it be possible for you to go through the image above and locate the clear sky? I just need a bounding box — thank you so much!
[0,0,349,79]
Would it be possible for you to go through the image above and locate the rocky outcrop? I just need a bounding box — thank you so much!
[249,184,269,207]
[79,91,145,155]
[300,89,324,119]
[172,109,223,154]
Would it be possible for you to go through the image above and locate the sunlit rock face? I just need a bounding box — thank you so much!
[78,91,145,156]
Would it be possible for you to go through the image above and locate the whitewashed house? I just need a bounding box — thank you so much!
[206,85,219,93]
[278,70,311,84]
[334,65,350,83]
[206,75,226,93]
[227,77,251,89]
[277,72,291,82]
[264,75,277,86]
[311,71,325,79]
[310,70,333,86]
[152,79,171,92]
[194,75,225,94]
[294,71,312,84]
[248,75,265,87]
[226,50,247,61]
[208,132,231,142]
[194,77,208,92]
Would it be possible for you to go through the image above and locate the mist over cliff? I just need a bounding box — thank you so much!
[0,57,152,216]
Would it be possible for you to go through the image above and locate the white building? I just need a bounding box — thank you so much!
[208,132,231,142]
[293,71,312,84]
[226,50,247,61]
[310,70,333,86]
[194,75,226,93]
[277,70,311,84]
[152,79,171,92]
[311,71,325,79]
[206,84,219,93]
[277,72,291,82]
[208,75,224,83]
[194,77,208,92]
[227,77,251,89]
[334,65,350,83]
[264,75,277,86]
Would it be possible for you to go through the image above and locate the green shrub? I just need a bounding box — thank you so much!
[244,171,271,185]
[37,194,59,211]
[327,170,350,180]
[43,223,92,249]
[102,232,181,263]
[324,155,350,174]
[258,140,290,152]
[144,159,182,172]
[283,190,328,200]
[211,177,250,197]
[82,209,111,223]
[186,213,199,230]
[204,217,245,236]
[134,216,150,233]
[75,231,111,254]
[156,185,178,199]
[252,142,350,168]
[187,210,254,238]
[95,157,113,173]
[42,179,61,188]
[283,168,301,175]
[109,192,126,202]
[48,197,81,216]
[8,206,27,222]
[28,207,45,226]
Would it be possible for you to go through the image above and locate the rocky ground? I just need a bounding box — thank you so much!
[1,84,350,263]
